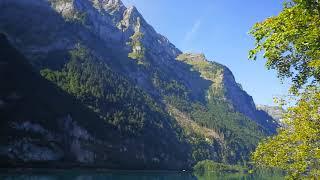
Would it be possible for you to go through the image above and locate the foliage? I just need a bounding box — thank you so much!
[249,0,320,179]
[41,45,169,135]
[190,137,221,163]
[252,88,320,179]
[164,88,264,164]
[193,160,247,175]
[194,161,284,179]
[0,34,116,141]
[249,0,320,93]
[127,31,147,65]
[195,167,284,180]
[191,101,265,163]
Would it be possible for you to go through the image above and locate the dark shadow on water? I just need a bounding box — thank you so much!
[0,170,197,180]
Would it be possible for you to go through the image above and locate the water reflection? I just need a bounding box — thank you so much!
[195,171,284,180]
[0,170,284,180]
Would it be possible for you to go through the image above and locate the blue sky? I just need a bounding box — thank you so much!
[122,0,290,106]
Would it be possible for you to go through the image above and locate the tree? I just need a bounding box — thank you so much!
[249,0,320,178]
[249,0,320,93]
[252,89,320,179]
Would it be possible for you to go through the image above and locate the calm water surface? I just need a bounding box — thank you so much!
[0,169,284,180]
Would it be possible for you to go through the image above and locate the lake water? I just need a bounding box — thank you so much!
[0,169,284,180]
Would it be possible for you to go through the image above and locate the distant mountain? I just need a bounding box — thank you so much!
[257,105,285,124]
[0,0,278,169]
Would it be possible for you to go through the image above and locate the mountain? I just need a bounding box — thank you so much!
[0,0,278,169]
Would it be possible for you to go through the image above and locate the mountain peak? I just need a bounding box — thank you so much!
[90,0,126,13]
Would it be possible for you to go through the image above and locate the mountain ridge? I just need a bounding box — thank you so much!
[0,0,278,169]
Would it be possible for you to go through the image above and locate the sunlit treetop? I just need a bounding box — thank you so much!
[249,0,320,93]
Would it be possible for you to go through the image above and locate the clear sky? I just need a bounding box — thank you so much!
[122,0,290,106]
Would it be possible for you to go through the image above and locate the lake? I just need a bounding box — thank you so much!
[0,169,284,180]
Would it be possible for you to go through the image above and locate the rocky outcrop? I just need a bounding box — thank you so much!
[1,116,108,164]
[222,67,256,117]
[2,117,76,162]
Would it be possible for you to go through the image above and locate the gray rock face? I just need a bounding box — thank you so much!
[51,0,181,58]
[222,67,257,119]
[257,105,285,123]
[59,115,96,163]
[0,0,76,60]
[5,139,62,162]
[0,116,100,163]
[0,0,181,64]
[222,66,279,132]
